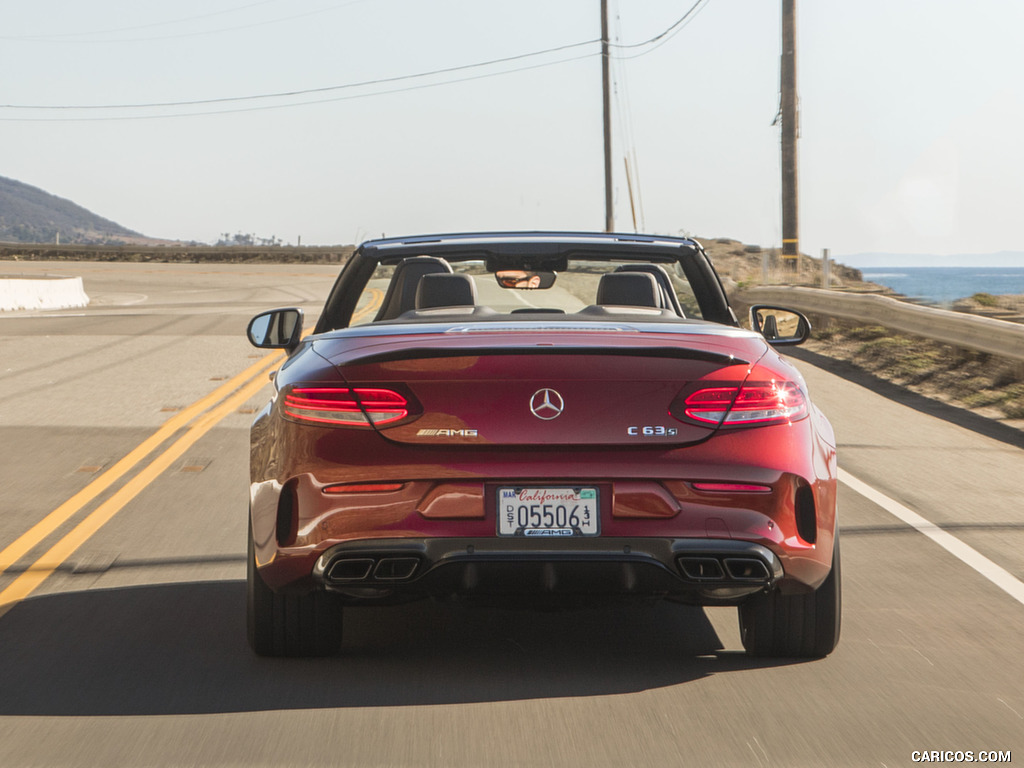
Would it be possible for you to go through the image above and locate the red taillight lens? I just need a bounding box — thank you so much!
[283,387,409,426]
[677,381,807,428]
[679,387,738,425]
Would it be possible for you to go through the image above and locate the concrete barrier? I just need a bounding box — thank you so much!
[737,286,1024,362]
[0,275,90,311]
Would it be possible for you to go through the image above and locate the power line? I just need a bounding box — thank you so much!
[0,3,713,121]
[610,6,646,231]
[3,0,280,38]
[610,0,711,60]
[0,51,600,122]
[0,39,600,112]
[608,0,709,52]
[0,0,364,43]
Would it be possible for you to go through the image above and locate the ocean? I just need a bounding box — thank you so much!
[857,266,1024,305]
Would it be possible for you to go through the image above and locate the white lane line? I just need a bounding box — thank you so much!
[997,698,1023,720]
[840,468,1024,607]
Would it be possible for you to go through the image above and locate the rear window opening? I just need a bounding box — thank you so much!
[350,258,706,328]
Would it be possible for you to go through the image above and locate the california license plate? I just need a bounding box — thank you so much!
[497,487,599,536]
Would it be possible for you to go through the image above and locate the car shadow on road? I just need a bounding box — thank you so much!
[0,580,809,716]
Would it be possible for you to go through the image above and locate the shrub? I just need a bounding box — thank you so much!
[962,390,1007,408]
[972,293,999,307]
[846,326,890,341]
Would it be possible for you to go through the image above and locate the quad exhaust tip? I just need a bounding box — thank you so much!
[723,557,771,581]
[326,556,419,583]
[677,557,725,580]
[676,555,771,583]
[373,557,420,581]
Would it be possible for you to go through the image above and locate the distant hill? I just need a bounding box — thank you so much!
[0,175,148,244]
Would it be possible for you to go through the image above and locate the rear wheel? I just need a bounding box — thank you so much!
[247,522,344,657]
[739,535,841,658]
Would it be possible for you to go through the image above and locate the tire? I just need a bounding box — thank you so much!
[247,521,344,657]
[739,535,842,658]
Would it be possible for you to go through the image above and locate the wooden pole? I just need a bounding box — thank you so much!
[602,0,614,232]
[624,157,638,232]
[781,0,799,266]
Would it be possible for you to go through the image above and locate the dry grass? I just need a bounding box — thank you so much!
[806,320,1024,424]
[696,235,1024,428]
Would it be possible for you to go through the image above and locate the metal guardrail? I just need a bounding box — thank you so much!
[737,286,1024,362]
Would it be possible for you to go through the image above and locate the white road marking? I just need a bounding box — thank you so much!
[840,468,1024,607]
[997,697,1023,720]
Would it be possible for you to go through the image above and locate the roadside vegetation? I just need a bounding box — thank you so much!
[806,320,1024,423]
[693,236,1024,428]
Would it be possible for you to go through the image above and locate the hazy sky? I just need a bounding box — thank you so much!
[2,0,1023,262]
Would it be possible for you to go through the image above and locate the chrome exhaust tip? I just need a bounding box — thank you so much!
[676,556,726,580]
[373,557,420,581]
[326,558,375,582]
[723,557,771,581]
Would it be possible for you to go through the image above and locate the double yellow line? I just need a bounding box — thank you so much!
[0,350,284,616]
[0,288,385,618]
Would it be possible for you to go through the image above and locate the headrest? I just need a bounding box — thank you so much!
[614,263,685,315]
[596,271,660,308]
[415,273,477,309]
[375,256,452,320]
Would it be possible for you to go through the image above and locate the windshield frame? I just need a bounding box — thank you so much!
[313,232,737,333]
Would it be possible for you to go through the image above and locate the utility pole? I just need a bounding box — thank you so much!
[601,0,614,232]
[780,0,799,268]
[624,157,638,232]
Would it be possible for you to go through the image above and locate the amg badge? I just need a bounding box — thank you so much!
[416,428,479,437]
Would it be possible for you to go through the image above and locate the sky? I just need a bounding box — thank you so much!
[2,0,1023,265]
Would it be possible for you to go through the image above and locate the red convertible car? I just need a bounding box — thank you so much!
[246,232,840,658]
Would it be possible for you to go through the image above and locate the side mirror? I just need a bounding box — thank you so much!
[749,305,810,346]
[247,308,303,350]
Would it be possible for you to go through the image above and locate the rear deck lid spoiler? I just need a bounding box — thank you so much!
[334,345,748,368]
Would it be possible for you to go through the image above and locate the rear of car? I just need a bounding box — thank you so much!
[246,233,840,658]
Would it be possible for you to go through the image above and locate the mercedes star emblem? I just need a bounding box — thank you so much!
[530,388,564,420]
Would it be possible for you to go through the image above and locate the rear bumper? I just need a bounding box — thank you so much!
[251,416,838,602]
[309,537,785,605]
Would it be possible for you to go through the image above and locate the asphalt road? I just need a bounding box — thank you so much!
[1,262,1021,767]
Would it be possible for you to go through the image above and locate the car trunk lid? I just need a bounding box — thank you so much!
[315,325,765,447]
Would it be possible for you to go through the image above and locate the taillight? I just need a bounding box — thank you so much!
[283,387,409,426]
[673,381,807,428]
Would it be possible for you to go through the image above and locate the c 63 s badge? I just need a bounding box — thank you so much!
[627,425,678,437]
